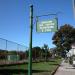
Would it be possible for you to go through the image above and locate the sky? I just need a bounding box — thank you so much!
[0,0,75,49]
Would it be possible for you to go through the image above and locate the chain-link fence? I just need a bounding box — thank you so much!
[0,38,28,64]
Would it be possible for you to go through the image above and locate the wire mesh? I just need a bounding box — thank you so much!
[0,38,28,63]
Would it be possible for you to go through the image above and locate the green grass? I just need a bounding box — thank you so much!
[32,59,61,71]
[0,58,61,75]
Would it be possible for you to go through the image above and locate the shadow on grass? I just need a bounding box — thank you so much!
[0,69,49,75]
[0,62,27,67]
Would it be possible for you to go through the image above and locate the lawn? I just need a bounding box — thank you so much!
[0,58,61,75]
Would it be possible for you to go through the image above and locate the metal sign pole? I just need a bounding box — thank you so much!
[28,5,33,75]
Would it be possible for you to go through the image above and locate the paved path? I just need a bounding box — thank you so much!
[54,60,75,75]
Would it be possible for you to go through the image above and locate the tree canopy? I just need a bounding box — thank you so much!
[52,24,75,53]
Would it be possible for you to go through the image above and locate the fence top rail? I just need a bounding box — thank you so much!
[0,37,28,49]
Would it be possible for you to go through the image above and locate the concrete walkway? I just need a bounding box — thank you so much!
[54,60,75,75]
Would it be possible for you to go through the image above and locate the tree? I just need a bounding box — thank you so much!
[52,24,75,55]
[0,50,8,60]
[32,46,41,60]
[43,44,49,61]
[25,50,28,59]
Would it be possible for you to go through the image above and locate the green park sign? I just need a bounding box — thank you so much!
[36,19,58,32]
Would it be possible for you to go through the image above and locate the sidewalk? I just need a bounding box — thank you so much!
[54,60,75,75]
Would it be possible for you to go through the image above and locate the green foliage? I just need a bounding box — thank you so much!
[43,44,49,61]
[32,46,41,59]
[0,50,8,59]
[25,45,52,61]
[52,24,75,53]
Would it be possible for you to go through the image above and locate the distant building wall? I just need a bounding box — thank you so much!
[7,54,20,61]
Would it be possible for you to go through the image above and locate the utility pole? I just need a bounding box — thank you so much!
[28,5,33,75]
